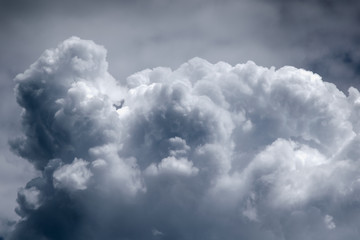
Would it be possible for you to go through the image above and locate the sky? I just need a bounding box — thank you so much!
[1,0,360,239]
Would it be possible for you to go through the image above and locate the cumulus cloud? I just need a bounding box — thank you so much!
[6,37,360,240]
[145,156,199,177]
[53,158,92,191]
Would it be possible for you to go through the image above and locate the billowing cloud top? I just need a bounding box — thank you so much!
[6,37,360,239]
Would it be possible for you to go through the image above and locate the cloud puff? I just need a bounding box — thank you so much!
[6,37,360,240]
[53,158,92,191]
[145,156,199,177]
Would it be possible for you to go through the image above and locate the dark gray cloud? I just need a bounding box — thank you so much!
[1,0,359,83]
[270,0,360,90]
[4,37,360,239]
[0,72,37,237]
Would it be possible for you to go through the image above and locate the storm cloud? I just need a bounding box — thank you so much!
[4,37,360,239]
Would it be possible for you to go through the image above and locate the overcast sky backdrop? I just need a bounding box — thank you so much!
[1,0,360,239]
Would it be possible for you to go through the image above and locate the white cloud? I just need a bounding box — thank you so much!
[53,158,92,191]
[8,37,360,240]
[145,156,199,177]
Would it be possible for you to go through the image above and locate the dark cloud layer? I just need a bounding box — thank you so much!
[1,0,359,85]
[271,0,360,90]
[4,37,360,239]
